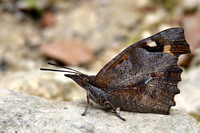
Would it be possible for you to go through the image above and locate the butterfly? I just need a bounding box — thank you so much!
[40,28,190,121]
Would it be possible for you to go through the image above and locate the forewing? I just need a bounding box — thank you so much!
[94,28,190,89]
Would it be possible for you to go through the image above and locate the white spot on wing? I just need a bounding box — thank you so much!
[146,40,157,47]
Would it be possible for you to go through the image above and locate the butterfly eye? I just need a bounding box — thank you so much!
[81,77,89,86]
[85,77,90,83]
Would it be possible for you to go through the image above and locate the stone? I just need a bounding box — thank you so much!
[175,67,200,124]
[0,89,200,133]
[42,0,140,51]
[0,70,87,102]
[182,14,200,53]
[182,0,200,10]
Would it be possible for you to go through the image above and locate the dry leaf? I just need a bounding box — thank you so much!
[41,41,94,66]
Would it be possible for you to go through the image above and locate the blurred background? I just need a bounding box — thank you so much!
[0,0,199,124]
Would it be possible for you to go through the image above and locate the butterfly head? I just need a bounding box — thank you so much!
[64,73,91,88]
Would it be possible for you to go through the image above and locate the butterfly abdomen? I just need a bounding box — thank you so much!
[88,85,109,106]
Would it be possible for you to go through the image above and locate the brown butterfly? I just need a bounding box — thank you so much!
[40,28,190,121]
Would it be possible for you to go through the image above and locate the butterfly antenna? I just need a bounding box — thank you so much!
[40,68,78,74]
[40,62,83,74]
[47,62,83,74]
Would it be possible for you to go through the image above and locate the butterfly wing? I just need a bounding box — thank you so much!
[105,48,182,114]
[94,28,190,89]
[93,28,190,114]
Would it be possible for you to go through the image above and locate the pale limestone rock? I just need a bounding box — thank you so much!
[0,89,200,133]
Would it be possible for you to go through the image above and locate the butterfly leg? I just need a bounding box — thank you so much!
[104,101,126,121]
[81,91,90,116]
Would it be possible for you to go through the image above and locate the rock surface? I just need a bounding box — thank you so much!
[0,70,88,102]
[175,66,200,123]
[0,89,200,133]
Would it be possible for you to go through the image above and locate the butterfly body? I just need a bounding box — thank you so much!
[40,28,190,121]
[65,74,109,106]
